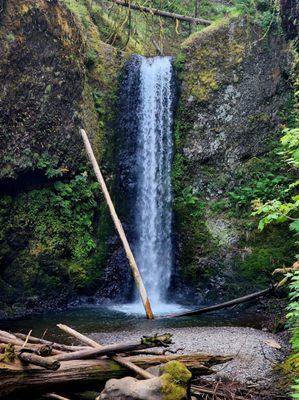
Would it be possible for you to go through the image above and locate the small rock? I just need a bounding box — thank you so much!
[97,376,163,400]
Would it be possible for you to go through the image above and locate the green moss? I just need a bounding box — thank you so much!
[161,361,191,400]
[0,344,15,363]
[238,224,296,285]
[6,33,15,43]
[0,173,110,305]
[180,17,246,102]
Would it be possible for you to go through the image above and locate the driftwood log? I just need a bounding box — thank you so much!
[15,333,90,352]
[57,324,154,379]
[168,285,275,318]
[53,332,172,361]
[0,353,231,397]
[18,352,60,371]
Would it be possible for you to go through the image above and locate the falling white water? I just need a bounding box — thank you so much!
[134,56,174,309]
[111,56,188,316]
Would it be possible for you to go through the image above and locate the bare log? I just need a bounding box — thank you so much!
[0,353,227,397]
[168,286,274,318]
[57,324,154,379]
[54,333,172,361]
[0,331,19,341]
[107,0,211,25]
[81,128,154,320]
[44,393,70,400]
[56,324,99,348]
[14,333,90,352]
[18,352,60,371]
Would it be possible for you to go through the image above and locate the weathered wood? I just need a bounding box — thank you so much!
[81,128,154,320]
[14,333,90,352]
[44,393,70,400]
[0,353,227,396]
[18,352,60,371]
[168,286,274,318]
[191,384,246,400]
[57,324,154,379]
[54,333,172,362]
[107,0,211,25]
[56,324,99,348]
[0,331,18,341]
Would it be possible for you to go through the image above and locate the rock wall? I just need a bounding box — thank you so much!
[173,16,296,302]
[0,0,122,317]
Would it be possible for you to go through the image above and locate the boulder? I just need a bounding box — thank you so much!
[98,361,192,400]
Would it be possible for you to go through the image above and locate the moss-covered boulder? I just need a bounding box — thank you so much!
[98,361,191,400]
[173,16,295,300]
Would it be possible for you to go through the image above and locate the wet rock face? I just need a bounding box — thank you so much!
[179,18,292,197]
[173,17,294,300]
[0,0,88,179]
[0,0,122,317]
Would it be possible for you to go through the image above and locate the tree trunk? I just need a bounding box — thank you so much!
[18,352,60,371]
[57,324,154,379]
[0,354,230,397]
[14,333,90,352]
[81,129,154,320]
[195,0,200,18]
[167,286,274,318]
[53,332,172,361]
[107,0,211,26]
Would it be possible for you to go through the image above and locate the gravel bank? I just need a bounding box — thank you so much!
[90,326,288,388]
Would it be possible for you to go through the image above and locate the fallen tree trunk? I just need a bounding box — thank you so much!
[168,285,275,318]
[107,0,211,25]
[0,354,230,397]
[57,324,154,379]
[54,333,172,362]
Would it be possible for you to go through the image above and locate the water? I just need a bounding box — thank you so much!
[0,306,266,342]
[134,56,175,309]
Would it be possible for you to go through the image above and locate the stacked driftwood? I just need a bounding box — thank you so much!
[0,325,232,398]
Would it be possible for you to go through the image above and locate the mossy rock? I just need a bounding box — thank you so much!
[161,361,192,400]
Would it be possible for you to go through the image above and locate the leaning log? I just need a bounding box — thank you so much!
[0,354,230,397]
[168,285,275,318]
[107,0,211,25]
[81,128,154,320]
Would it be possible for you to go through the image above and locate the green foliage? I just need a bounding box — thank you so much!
[229,172,291,208]
[252,196,299,232]
[175,186,205,218]
[251,62,299,396]
[280,127,299,168]
[0,173,104,300]
[235,0,282,31]
[34,152,63,178]
[285,271,299,399]
[286,271,299,352]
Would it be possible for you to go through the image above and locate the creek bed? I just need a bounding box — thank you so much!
[0,304,288,397]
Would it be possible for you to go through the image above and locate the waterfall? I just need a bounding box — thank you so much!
[114,54,186,315]
[134,56,174,306]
